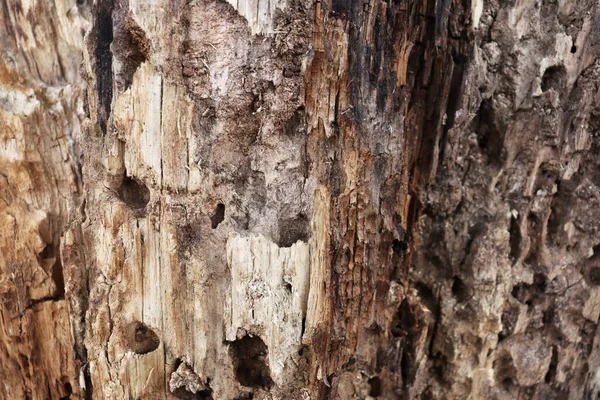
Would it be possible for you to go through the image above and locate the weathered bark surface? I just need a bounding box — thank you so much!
[3,0,600,399]
[412,2,600,399]
[0,1,88,398]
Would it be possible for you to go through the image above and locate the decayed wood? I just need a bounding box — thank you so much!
[3,0,600,399]
[0,1,87,398]
[77,0,314,398]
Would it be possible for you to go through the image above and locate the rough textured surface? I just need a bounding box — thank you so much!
[3,0,600,399]
[0,0,87,398]
[77,0,314,398]
[413,1,600,398]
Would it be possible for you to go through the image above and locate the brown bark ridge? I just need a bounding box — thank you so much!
[2,0,600,398]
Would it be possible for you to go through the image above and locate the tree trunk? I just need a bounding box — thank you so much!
[0,1,87,398]
[2,0,600,399]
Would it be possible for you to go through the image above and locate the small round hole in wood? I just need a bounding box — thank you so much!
[124,321,160,355]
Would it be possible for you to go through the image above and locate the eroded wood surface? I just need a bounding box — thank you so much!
[2,0,600,399]
[0,1,87,398]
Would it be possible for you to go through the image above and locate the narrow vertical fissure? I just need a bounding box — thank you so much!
[95,0,114,134]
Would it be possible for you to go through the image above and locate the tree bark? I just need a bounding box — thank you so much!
[0,1,87,398]
[2,0,600,399]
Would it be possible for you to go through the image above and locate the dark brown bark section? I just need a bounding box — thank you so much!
[305,0,600,399]
[304,0,474,397]
[95,0,114,133]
